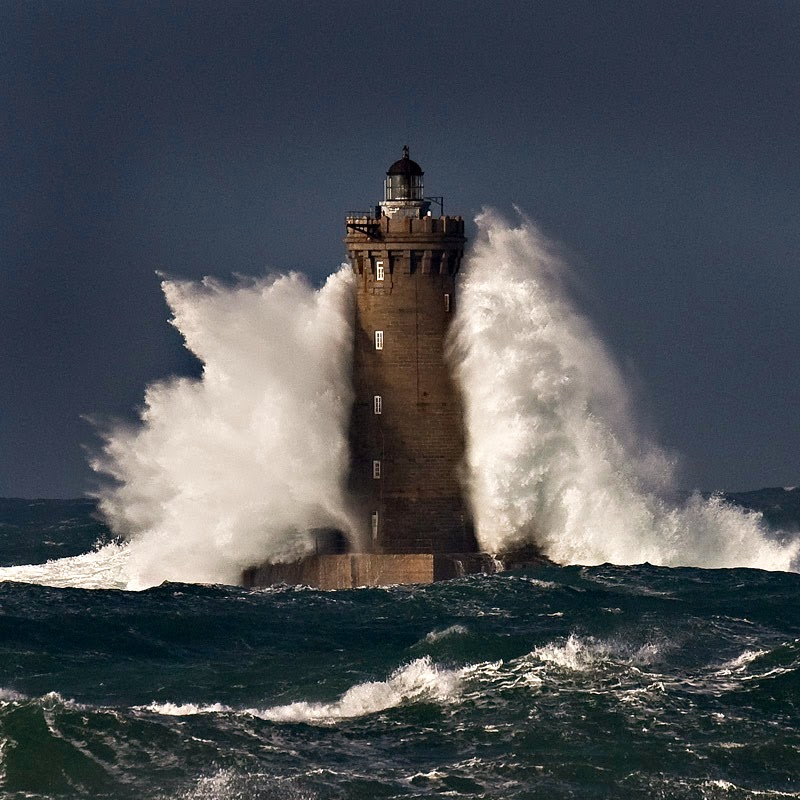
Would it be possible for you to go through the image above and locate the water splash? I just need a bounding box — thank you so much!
[89,268,360,589]
[451,210,799,571]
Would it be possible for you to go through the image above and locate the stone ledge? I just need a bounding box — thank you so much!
[242,552,505,590]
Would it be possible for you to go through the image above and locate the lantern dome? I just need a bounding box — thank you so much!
[384,146,424,203]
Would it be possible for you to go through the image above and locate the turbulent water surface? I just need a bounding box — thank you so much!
[0,499,799,799]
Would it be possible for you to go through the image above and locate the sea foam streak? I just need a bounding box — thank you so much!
[90,268,360,589]
[451,210,799,571]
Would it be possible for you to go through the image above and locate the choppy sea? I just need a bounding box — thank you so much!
[0,496,798,799]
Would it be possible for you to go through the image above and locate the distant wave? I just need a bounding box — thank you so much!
[127,633,800,730]
[424,624,469,643]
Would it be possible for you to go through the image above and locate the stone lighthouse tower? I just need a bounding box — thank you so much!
[242,149,502,589]
[345,147,478,558]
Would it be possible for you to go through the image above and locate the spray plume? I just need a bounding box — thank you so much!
[451,210,799,572]
[90,268,360,588]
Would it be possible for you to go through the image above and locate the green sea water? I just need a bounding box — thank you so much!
[0,499,798,799]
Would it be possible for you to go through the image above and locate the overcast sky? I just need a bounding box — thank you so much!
[2,0,798,497]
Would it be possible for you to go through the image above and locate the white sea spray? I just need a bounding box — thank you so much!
[451,210,800,571]
[90,268,360,588]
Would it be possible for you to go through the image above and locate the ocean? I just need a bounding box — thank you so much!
[0,496,798,799]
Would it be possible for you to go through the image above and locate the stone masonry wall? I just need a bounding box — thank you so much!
[346,216,477,554]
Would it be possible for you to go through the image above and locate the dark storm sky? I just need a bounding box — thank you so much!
[2,0,798,497]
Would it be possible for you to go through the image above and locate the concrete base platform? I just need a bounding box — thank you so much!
[241,552,504,590]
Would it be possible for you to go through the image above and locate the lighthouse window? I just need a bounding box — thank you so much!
[371,511,379,541]
[373,395,382,415]
[386,174,424,201]
[373,460,381,479]
[444,293,451,312]
[376,260,385,281]
[375,330,384,350]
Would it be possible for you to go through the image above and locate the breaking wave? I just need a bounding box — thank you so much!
[140,657,462,726]
[0,541,130,590]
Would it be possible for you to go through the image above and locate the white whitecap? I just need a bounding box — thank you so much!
[134,657,463,727]
[256,657,461,725]
[529,634,660,673]
[138,701,232,716]
[424,624,469,643]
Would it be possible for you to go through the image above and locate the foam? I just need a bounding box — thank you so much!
[173,769,316,800]
[0,688,25,703]
[139,701,231,716]
[508,634,662,677]
[718,649,769,672]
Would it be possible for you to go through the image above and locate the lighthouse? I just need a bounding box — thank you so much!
[242,149,505,589]
[345,147,477,556]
